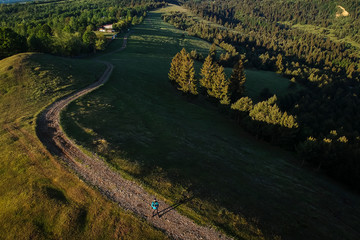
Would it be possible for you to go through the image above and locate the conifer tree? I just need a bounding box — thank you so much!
[229,59,246,101]
[200,55,214,90]
[208,64,230,104]
[347,63,355,79]
[248,95,298,128]
[187,61,198,95]
[168,52,182,82]
[231,97,253,112]
[177,48,198,95]
[276,53,284,73]
[209,43,217,60]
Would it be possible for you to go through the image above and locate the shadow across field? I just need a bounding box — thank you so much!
[60,9,360,240]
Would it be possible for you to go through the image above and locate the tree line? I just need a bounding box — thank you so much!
[169,47,299,144]
[182,0,360,46]
[0,0,165,58]
[164,1,360,191]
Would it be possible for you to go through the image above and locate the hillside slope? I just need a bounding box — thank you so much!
[0,53,167,240]
[60,8,360,240]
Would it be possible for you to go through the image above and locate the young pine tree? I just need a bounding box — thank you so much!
[229,59,246,102]
[209,43,217,60]
[177,48,198,95]
[276,54,284,73]
[231,96,253,112]
[200,55,214,90]
[209,64,230,104]
[168,52,182,83]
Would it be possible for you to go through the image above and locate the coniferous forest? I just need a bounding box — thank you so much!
[165,0,360,191]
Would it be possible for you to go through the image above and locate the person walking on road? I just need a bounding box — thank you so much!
[151,198,159,217]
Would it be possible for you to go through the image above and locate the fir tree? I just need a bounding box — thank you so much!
[347,63,355,79]
[231,97,253,112]
[229,59,246,101]
[200,55,214,90]
[208,64,230,104]
[209,43,217,60]
[168,52,182,82]
[276,54,284,73]
[248,95,298,128]
[177,48,198,95]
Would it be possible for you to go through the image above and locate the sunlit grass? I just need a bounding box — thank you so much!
[0,53,168,240]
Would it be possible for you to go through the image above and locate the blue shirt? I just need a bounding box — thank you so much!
[151,201,159,210]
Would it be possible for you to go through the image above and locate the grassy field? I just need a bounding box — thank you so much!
[160,3,229,31]
[60,8,360,240]
[0,53,167,240]
[244,69,294,101]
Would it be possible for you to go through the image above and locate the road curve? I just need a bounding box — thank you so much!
[36,34,232,240]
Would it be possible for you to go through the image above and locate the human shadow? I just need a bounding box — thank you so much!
[158,196,194,218]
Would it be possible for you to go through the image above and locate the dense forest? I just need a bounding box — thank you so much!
[0,0,165,57]
[183,0,360,44]
[165,0,360,191]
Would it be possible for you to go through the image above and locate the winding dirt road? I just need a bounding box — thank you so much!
[36,34,232,240]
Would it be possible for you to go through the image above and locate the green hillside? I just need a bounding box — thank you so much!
[60,9,360,240]
[0,53,167,240]
[2,0,360,239]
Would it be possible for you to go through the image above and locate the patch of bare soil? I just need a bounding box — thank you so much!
[336,5,349,18]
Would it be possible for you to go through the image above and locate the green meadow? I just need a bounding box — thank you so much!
[60,8,360,240]
[0,53,167,240]
[244,69,294,100]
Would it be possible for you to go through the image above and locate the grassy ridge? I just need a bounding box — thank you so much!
[0,53,167,240]
[60,9,360,240]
